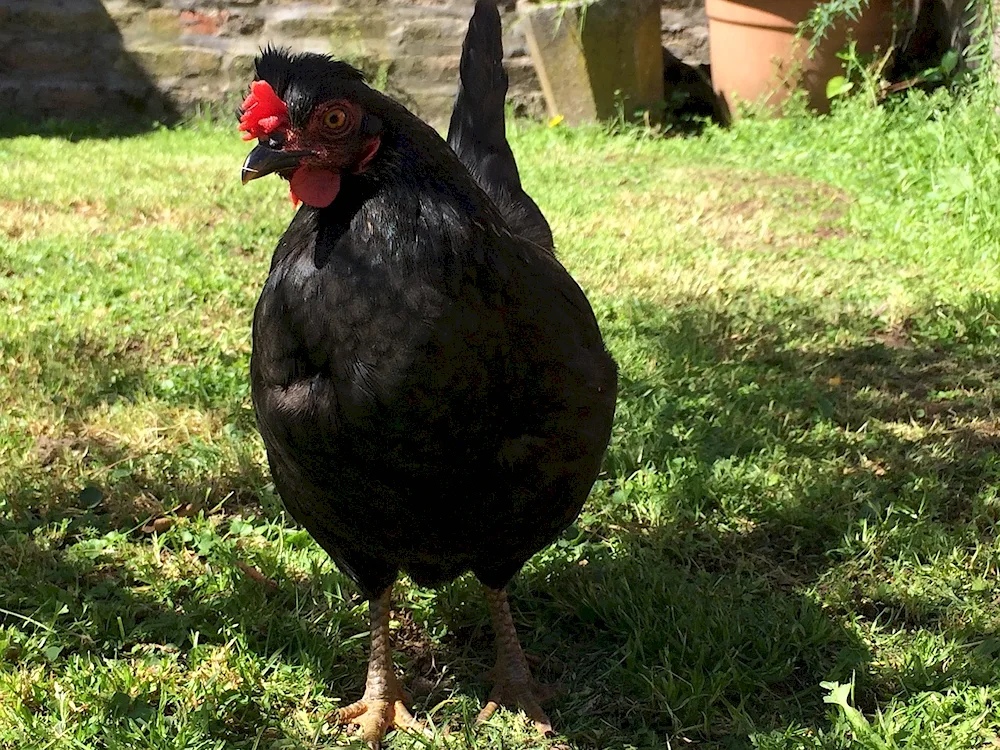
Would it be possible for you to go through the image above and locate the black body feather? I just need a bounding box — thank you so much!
[250,3,617,599]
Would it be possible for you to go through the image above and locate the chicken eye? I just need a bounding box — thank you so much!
[323,108,349,131]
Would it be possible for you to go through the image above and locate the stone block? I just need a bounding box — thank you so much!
[393,16,469,55]
[224,53,258,90]
[113,49,145,79]
[30,81,109,115]
[392,55,461,88]
[146,8,184,38]
[125,8,259,40]
[408,88,460,130]
[9,1,117,34]
[105,3,143,28]
[508,89,546,118]
[168,80,227,106]
[348,55,396,88]
[661,6,709,64]
[223,12,265,36]
[132,46,223,79]
[335,0,391,8]
[661,0,703,10]
[500,14,532,58]
[106,68,156,99]
[117,0,165,8]
[505,56,541,91]
[387,0,467,8]
[521,0,664,124]
[265,9,387,41]
[0,38,88,77]
[179,9,230,35]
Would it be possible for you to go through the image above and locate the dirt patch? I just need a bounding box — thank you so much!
[614,168,852,252]
[0,198,109,240]
[0,197,237,241]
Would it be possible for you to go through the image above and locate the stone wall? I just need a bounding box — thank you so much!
[0,0,545,128]
[1,0,991,131]
[0,0,710,130]
[661,0,707,65]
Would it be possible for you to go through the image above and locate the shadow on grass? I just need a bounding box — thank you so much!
[523,296,1000,744]
[3,294,1000,747]
[3,325,253,422]
[0,118,171,142]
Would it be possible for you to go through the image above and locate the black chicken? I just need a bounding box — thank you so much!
[238,2,617,744]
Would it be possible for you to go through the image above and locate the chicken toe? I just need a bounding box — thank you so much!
[332,587,429,749]
[338,696,425,749]
[476,586,556,736]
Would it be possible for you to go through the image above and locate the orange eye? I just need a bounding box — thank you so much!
[323,107,349,130]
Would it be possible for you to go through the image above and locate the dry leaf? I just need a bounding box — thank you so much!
[174,503,198,518]
[236,561,279,591]
[142,517,174,534]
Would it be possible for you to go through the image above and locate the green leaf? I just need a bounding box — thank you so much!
[940,49,959,75]
[826,76,854,99]
[822,681,886,748]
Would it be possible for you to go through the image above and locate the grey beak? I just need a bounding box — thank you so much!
[241,144,315,184]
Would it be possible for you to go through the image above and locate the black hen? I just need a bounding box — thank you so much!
[239,1,616,743]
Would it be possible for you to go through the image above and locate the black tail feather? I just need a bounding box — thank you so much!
[447,0,554,251]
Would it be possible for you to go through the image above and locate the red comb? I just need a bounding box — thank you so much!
[238,80,290,141]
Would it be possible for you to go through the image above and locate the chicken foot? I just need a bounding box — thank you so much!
[476,586,556,735]
[334,586,428,749]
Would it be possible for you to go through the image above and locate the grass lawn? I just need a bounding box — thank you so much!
[2,86,1000,750]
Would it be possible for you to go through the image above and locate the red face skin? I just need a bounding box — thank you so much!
[240,82,380,208]
[293,102,381,174]
[281,101,382,208]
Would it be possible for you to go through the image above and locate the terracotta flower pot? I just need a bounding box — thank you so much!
[706,0,895,118]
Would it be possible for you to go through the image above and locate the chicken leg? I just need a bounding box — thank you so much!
[476,586,555,735]
[334,587,426,749]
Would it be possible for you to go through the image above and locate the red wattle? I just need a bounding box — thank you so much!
[289,167,341,208]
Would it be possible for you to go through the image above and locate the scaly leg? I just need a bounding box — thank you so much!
[476,586,556,735]
[334,586,427,749]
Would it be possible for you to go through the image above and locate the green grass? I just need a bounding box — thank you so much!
[3,85,1000,749]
